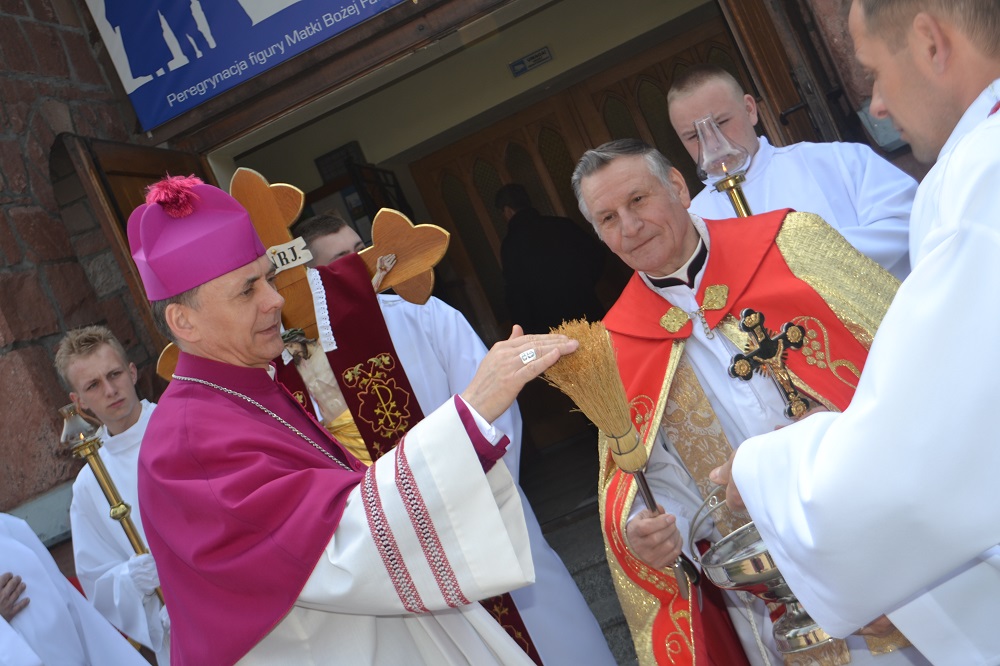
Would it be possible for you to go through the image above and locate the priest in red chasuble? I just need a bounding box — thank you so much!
[126,175,578,666]
[571,139,928,666]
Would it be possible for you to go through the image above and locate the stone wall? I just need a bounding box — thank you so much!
[0,0,154,511]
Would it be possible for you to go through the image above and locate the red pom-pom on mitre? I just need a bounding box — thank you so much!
[145,174,204,218]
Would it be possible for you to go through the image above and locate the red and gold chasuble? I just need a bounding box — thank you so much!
[275,252,543,665]
[600,210,900,665]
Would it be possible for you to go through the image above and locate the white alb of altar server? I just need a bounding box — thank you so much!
[733,82,1000,666]
[689,136,915,280]
[69,398,170,665]
[0,512,149,666]
[378,293,616,666]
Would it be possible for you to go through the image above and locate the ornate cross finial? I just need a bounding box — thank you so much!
[728,308,810,418]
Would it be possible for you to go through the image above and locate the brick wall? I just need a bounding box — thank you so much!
[0,0,154,510]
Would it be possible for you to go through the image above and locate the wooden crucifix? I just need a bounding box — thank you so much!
[728,308,810,419]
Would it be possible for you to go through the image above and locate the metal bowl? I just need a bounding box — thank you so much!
[699,521,794,602]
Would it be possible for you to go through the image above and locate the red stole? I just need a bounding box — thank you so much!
[602,209,872,665]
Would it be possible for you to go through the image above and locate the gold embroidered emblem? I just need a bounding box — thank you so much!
[628,394,655,442]
[342,353,411,438]
[702,284,728,310]
[660,308,689,333]
[794,316,862,386]
[659,284,729,333]
[292,390,306,406]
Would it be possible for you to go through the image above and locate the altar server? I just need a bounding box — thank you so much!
[668,63,916,279]
[0,512,148,665]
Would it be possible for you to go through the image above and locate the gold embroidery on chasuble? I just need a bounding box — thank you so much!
[795,317,862,387]
[662,357,747,536]
[776,212,899,352]
[782,640,852,666]
[341,352,412,457]
[292,390,307,406]
[599,343,697,665]
[602,458,695,666]
[864,629,913,654]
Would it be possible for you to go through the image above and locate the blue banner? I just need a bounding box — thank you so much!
[87,0,409,130]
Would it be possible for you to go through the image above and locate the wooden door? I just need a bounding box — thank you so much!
[718,0,867,145]
[412,97,596,345]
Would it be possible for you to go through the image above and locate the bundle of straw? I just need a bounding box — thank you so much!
[546,320,695,595]
[542,319,648,473]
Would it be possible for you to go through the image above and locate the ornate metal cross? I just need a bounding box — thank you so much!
[728,308,810,419]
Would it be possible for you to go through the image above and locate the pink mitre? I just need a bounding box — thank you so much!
[128,175,266,300]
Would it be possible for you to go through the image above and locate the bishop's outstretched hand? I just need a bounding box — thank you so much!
[461,325,578,423]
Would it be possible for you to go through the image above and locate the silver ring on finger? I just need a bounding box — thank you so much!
[519,349,537,365]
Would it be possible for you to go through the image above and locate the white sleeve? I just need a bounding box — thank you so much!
[732,127,1000,640]
[0,620,44,666]
[70,476,165,651]
[297,399,534,613]
[422,297,525,482]
[886,547,1000,665]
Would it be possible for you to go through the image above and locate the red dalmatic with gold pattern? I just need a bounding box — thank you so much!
[599,209,898,665]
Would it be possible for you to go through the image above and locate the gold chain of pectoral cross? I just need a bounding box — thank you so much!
[172,374,354,471]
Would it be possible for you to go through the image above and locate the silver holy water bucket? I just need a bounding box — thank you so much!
[690,486,834,654]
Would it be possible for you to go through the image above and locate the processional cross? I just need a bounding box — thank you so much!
[728,308,810,419]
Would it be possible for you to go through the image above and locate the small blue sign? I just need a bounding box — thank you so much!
[508,46,553,78]
[86,0,409,130]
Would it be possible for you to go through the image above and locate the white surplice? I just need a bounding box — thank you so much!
[378,294,615,666]
[689,136,915,279]
[733,81,1000,666]
[0,513,149,666]
[629,217,927,666]
[69,398,170,665]
[240,396,536,665]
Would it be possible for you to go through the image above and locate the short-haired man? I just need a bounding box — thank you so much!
[715,2,1000,664]
[289,212,616,666]
[495,183,607,333]
[55,325,169,665]
[668,63,916,280]
[572,139,927,664]
[292,213,366,266]
[128,175,578,665]
[0,512,148,665]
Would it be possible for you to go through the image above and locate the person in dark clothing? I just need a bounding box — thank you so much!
[497,184,607,334]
